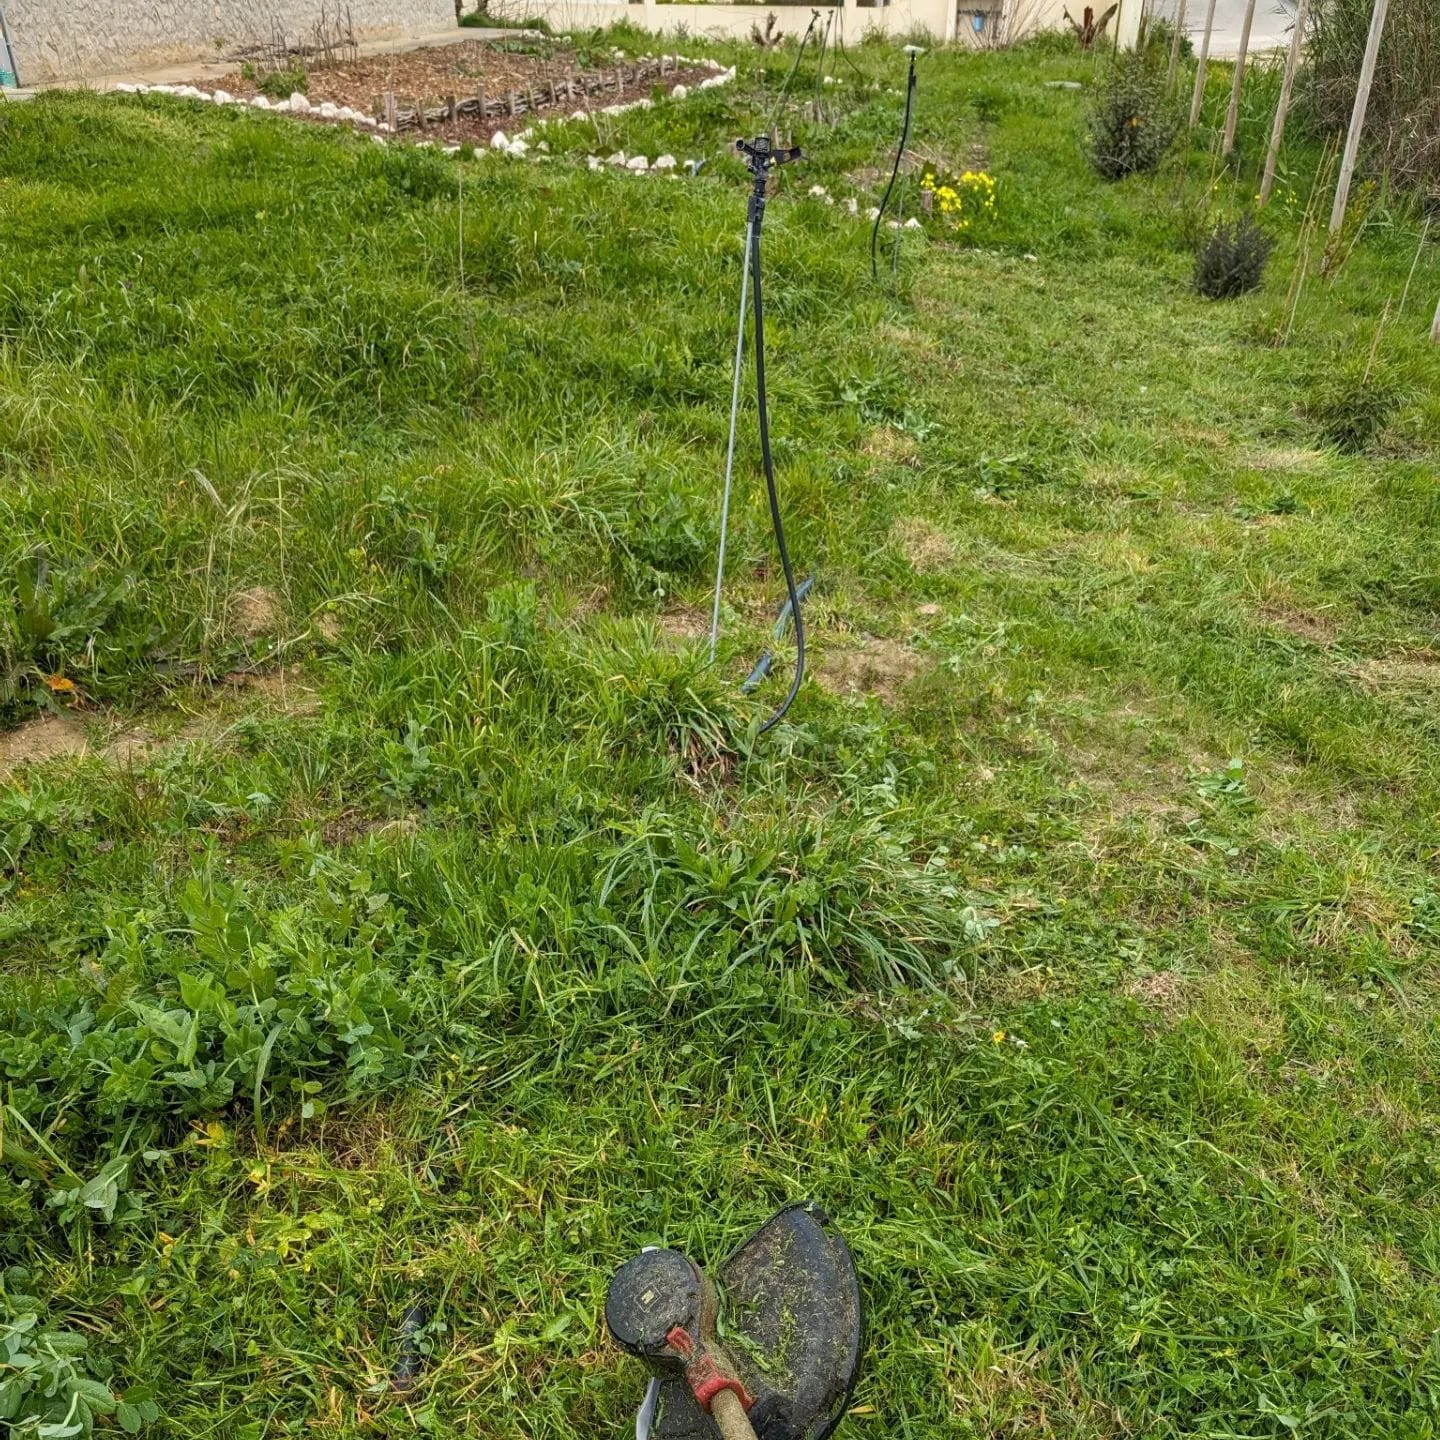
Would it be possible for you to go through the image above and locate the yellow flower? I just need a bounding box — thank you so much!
[992,1030,1006,1044]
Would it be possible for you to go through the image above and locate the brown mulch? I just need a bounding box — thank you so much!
[202,39,709,142]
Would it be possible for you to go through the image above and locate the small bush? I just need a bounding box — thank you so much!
[254,64,308,99]
[1309,364,1404,453]
[1194,213,1275,299]
[1087,54,1181,180]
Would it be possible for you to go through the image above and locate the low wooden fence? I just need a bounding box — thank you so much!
[378,53,686,131]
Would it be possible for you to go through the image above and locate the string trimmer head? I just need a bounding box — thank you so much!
[606,1202,862,1440]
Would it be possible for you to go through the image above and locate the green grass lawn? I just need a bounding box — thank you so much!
[3,27,1440,1439]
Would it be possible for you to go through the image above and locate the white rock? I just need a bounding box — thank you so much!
[586,155,602,170]
[570,109,588,121]
[905,217,922,229]
[653,153,677,171]
[670,83,688,100]
[1024,252,1038,262]
[808,184,828,197]
[844,197,858,214]
[866,206,880,220]
[288,92,310,114]
[887,219,901,230]
[538,139,550,152]
[444,144,461,154]
[213,89,235,104]
[626,154,649,171]
[250,95,271,109]
[115,82,138,93]
[371,133,387,145]
[318,100,339,118]
[607,150,628,166]
[490,129,510,150]
[507,138,529,156]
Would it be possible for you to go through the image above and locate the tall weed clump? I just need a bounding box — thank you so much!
[1301,0,1439,200]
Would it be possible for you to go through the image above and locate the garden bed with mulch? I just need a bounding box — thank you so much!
[203,39,713,142]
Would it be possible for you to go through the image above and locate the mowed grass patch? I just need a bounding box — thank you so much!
[3,29,1440,1439]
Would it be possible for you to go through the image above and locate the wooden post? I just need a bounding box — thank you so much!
[476,82,486,117]
[547,78,557,105]
[414,95,426,131]
[527,84,537,113]
[1166,0,1188,93]
[1328,0,1391,241]
[615,66,624,92]
[384,90,397,131]
[372,92,383,121]
[1188,0,1217,126]
[1221,0,1257,156]
[446,92,457,120]
[1260,0,1308,206]
[508,88,518,116]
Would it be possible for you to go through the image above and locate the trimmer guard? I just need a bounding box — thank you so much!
[631,1202,862,1440]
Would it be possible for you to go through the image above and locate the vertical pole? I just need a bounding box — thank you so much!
[1260,0,1308,206]
[384,90,397,131]
[1189,0,1217,126]
[1167,0,1188,93]
[1221,0,1257,156]
[1328,0,1390,240]
[1431,293,1440,344]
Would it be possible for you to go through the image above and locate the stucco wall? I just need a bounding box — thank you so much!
[5,0,456,85]
[493,0,958,44]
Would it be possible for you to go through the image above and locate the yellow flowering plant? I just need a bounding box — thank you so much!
[918,166,998,233]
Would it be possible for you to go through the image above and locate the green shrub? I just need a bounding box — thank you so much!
[1309,364,1404,453]
[1194,212,1275,299]
[254,64,307,100]
[1086,54,1181,180]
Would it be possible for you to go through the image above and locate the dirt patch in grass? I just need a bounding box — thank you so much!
[1248,445,1328,472]
[1349,651,1440,693]
[861,427,920,468]
[221,666,322,713]
[231,586,283,639]
[0,712,91,775]
[657,607,710,644]
[816,636,922,702]
[1123,969,1190,1017]
[323,809,420,846]
[1257,602,1339,646]
[891,516,956,573]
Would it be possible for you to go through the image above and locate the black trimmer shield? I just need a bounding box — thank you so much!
[618,1202,862,1440]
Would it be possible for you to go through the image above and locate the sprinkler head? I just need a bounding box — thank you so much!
[903,44,926,55]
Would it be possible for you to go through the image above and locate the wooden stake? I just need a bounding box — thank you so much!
[384,90,397,131]
[1431,293,1440,344]
[1221,0,1257,156]
[1166,0,1188,93]
[1397,216,1430,317]
[508,88,518,117]
[1259,0,1308,206]
[547,78,557,105]
[1188,0,1217,127]
[1328,0,1390,241]
[415,94,426,130]
[446,92,457,121]
[476,82,486,117]
[527,85,537,113]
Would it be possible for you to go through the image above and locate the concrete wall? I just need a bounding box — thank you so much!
[5,0,455,85]
[493,0,959,44]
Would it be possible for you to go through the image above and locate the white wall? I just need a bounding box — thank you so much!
[5,0,455,85]
[496,0,958,45]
